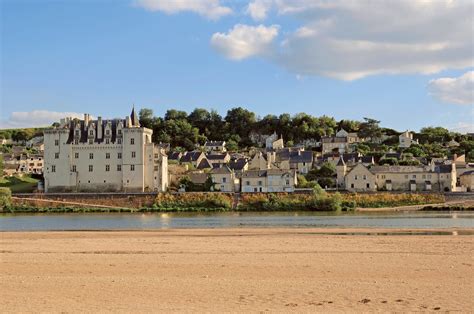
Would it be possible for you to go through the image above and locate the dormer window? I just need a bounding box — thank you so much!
[106,129,110,136]
[89,130,93,136]
[75,130,80,137]
[118,129,122,135]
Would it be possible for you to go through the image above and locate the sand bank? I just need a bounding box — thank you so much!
[1,228,473,312]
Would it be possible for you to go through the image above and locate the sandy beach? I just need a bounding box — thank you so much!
[1,228,473,312]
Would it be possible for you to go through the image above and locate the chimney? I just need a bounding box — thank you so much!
[97,116,103,139]
[84,113,90,126]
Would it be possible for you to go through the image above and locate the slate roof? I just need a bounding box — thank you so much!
[206,153,228,160]
[210,166,232,174]
[205,141,225,146]
[168,152,182,161]
[197,158,212,169]
[66,118,125,144]
[229,158,248,171]
[277,150,312,163]
[180,151,204,162]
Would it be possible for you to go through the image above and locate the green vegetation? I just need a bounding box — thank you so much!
[0,187,12,210]
[342,193,445,208]
[0,128,45,142]
[153,193,233,211]
[0,175,40,193]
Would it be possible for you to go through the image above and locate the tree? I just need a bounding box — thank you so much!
[379,157,398,165]
[139,108,155,129]
[164,109,187,121]
[225,107,256,145]
[226,139,239,151]
[358,117,382,142]
[317,162,336,177]
[338,119,360,132]
[419,127,450,144]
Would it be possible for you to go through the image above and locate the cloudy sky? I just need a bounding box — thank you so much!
[1,0,473,132]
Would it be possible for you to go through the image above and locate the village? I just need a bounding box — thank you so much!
[1,108,473,195]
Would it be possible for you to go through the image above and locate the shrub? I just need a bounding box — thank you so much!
[0,187,12,210]
[155,193,233,211]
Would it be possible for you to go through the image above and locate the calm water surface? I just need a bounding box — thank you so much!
[0,211,473,232]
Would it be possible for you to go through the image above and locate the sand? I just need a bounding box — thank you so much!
[1,228,473,312]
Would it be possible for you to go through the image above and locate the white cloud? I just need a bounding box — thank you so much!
[428,71,474,105]
[229,0,474,80]
[210,24,279,60]
[0,110,84,129]
[246,0,272,21]
[134,0,232,20]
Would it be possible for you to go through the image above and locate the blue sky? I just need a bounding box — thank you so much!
[1,0,473,132]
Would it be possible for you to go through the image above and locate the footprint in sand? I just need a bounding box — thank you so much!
[433,307,441,311]
[285,303,298,307]
[360,299,371,304]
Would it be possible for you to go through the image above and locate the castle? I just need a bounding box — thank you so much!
[43,107,168,193]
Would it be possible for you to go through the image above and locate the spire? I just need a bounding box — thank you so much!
[130,104,140,127]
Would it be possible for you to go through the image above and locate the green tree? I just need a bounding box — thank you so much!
[358,117,383,142]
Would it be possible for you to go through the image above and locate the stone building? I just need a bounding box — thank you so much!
[43,108,168,193]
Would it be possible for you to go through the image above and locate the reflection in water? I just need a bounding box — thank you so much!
[0,211,473,232]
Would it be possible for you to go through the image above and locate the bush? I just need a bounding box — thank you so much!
[155,193,233,211]
[0,187,12,210]
[342,193,444,208]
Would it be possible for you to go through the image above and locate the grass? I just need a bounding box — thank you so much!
[0,175,40,193]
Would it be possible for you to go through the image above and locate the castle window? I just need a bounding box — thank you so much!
[117,138,122,144]
[72,165,76,172]
[412,175,416,179]
[405,175,409,179]
[363,175,367,180]
[74,139,79,145]
[130,165,135,171]
[118,152,122,159]
[355,175,358,180]
[286,179,290,185]
[366,183,370,188]
[130,138,135,145]
[55,139,59,146]
[222,177,227,183]
[117,165,122,171]
[89,165,93,172]
[106,130,110,135]
[118,129,122,135]
[105,138,110,144]
[51,165,56,173]
[258,180,263,186]
[89,153,93,159]
[132,151,136,158]
[246,181,250,186]
[89,130,93,136]
[75,152,79,159]
[89,139,93,144]
[106,153,110,159]
[54,153,59,159]
[105,165,110,172]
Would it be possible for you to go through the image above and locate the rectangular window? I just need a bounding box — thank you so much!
[75,152,79,159]
[422,175,426,179]
[117,165,122,171]
[106,153,110,159]
[89,139,93,144]
[286,179,290,185]
[89,130,94,136]
[405,175,409,179]
[246,181,250,186]
[363,175,367,180]
[118,129,122,135]
[351,183,354,188]
[89,165,93,172]
[412,175,416,179]
[72,165,76,172]
[54,139,59,146]
[51,165,56,173]
[74,139,78,145]
[117,138,122,144]
[154,153,159,158]
[222,177,227,183]
[118,152,122,159]
[366,183,370,188]
[130,138,135,145]
[54,152,59,159]
[105,138,110,144]
[105,165,110,172]
[89,153,94,159]
[106,130,110,135]
[132,151,136,158]
[258,180,263,186]
[355,175,358,180]
[130,165,135,171]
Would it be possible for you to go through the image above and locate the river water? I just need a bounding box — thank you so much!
[0,211,473,232]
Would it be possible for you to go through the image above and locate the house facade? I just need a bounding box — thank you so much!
[399,131,419,148]
[321,129,359,154]
[241,169,297,193]
[43,108,168,193]
[210,166,238,192]
[337,159,456,192]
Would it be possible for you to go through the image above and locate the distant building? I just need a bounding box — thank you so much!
[399,131,418,148]
[265,132,284,151]
[460,170,474,191]
[43,107,168,192]
[321,129,360,154]
[180,151,206,168]
[204,141,226,152]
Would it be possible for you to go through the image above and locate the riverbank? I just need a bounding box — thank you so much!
[1,229,473,312]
